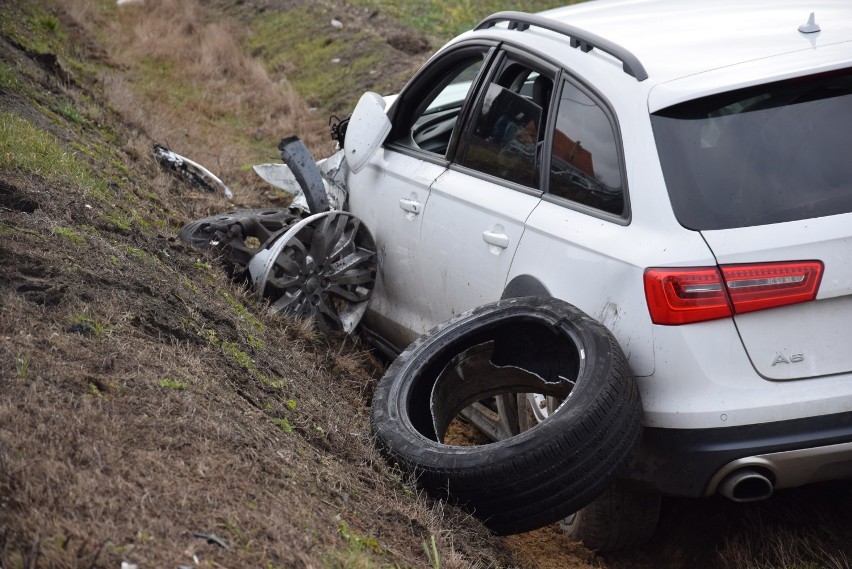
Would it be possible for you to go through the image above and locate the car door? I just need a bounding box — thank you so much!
[417,50,555,325]
[347,44,494,348]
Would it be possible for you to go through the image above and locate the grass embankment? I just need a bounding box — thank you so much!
[224,0,572,118]
[0,1,515,567]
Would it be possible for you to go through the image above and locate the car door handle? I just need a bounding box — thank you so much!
[399,198,422,215]
[482,230,509,249]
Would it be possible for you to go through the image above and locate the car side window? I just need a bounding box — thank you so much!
[392,52,488,157]
[549,80,624,216]
[459,61,553,188]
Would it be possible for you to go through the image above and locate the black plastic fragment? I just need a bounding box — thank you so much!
[278,136,330,214]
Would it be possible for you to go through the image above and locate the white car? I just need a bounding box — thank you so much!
[341,0,852,550]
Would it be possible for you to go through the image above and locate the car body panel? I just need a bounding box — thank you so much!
[347,148,446,346]
[418,167,540,325]
[340,0,852,497]
[540,0,852,84]
[702,212,852,380]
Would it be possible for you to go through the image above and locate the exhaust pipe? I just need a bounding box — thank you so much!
[718,468,774,502]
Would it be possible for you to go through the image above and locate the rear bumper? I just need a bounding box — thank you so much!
[625,411,852,497]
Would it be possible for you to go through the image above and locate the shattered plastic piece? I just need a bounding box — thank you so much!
[253,149,348,211]
[253,163,310,210]
[331,19,343,29]
[120,562,139,569]
[117,0,143,4]
[153,143,233,200]
[278,136,329,214]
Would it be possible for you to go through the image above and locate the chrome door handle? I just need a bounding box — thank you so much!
[399,198,422,215]
[482,230,509,249]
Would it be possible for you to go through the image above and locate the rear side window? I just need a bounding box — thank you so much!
[548,80,625,216]
[653,68,852,230]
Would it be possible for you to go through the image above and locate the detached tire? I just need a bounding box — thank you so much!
[370,297,643,535]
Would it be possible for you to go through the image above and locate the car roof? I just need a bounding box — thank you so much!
[538,0,852,86]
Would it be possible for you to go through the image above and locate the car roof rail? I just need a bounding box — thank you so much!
[475,11,649,82]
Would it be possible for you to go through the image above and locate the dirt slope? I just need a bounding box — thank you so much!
[0,1,520,567]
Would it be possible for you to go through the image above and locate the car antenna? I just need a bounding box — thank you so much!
[798,12,820,34]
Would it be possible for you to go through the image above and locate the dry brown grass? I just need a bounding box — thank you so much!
[63,0,332,209]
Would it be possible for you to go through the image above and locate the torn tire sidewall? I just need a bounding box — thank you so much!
[372,296,634,467]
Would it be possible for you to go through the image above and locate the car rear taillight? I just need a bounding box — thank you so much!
[644,261,823,325]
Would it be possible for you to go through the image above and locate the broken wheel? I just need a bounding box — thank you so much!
[248,211,377,333]
[371,297,643,535]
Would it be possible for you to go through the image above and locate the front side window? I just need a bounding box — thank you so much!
[459,59,553,188]
[548,80,624,216]
[392,51,488,156]
[653,68,852,230]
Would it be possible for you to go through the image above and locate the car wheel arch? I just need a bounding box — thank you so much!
[502,274,551,299]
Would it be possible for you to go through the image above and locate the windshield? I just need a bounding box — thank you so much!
[652,68,852,230]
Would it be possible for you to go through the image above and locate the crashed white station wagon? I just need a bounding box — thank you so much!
[334,0,852,550]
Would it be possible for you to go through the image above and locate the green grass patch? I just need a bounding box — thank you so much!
[271,417,295,433]
[0,3,68,55]
[0,112,107,197]
[0,61,21,92]
[351,0,574,39]
[102,212,133,231]
[247,8,390,113]
[53,226,85,244]
[222,290,265,334]
[51,102,87,126]
[327,519,390,568]
[15,353,31,381]
[71,315,110,336]
[159,378,188,390]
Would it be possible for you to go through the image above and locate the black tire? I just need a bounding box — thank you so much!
[370,296,643,535]
[178,208,300,252]
[561,482,661,551]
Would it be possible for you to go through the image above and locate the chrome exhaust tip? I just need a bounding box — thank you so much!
[718,468,774,502]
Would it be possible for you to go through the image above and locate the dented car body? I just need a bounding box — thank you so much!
[183,0,852,550]
[336,0,852,544]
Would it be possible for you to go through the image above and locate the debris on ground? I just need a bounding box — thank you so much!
[153,143,233,200]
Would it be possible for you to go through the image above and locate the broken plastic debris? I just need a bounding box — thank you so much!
[253,149,348,211]
[153,143,233,200]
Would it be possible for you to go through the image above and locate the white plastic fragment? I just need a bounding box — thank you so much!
[153,144,233,200]
[253,163,309,211]
[331,19,343,29]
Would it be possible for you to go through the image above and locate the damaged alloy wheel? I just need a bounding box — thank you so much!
[371,297,643,535]
[248,210,377,333]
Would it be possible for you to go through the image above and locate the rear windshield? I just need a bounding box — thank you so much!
[652,68,852,230]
